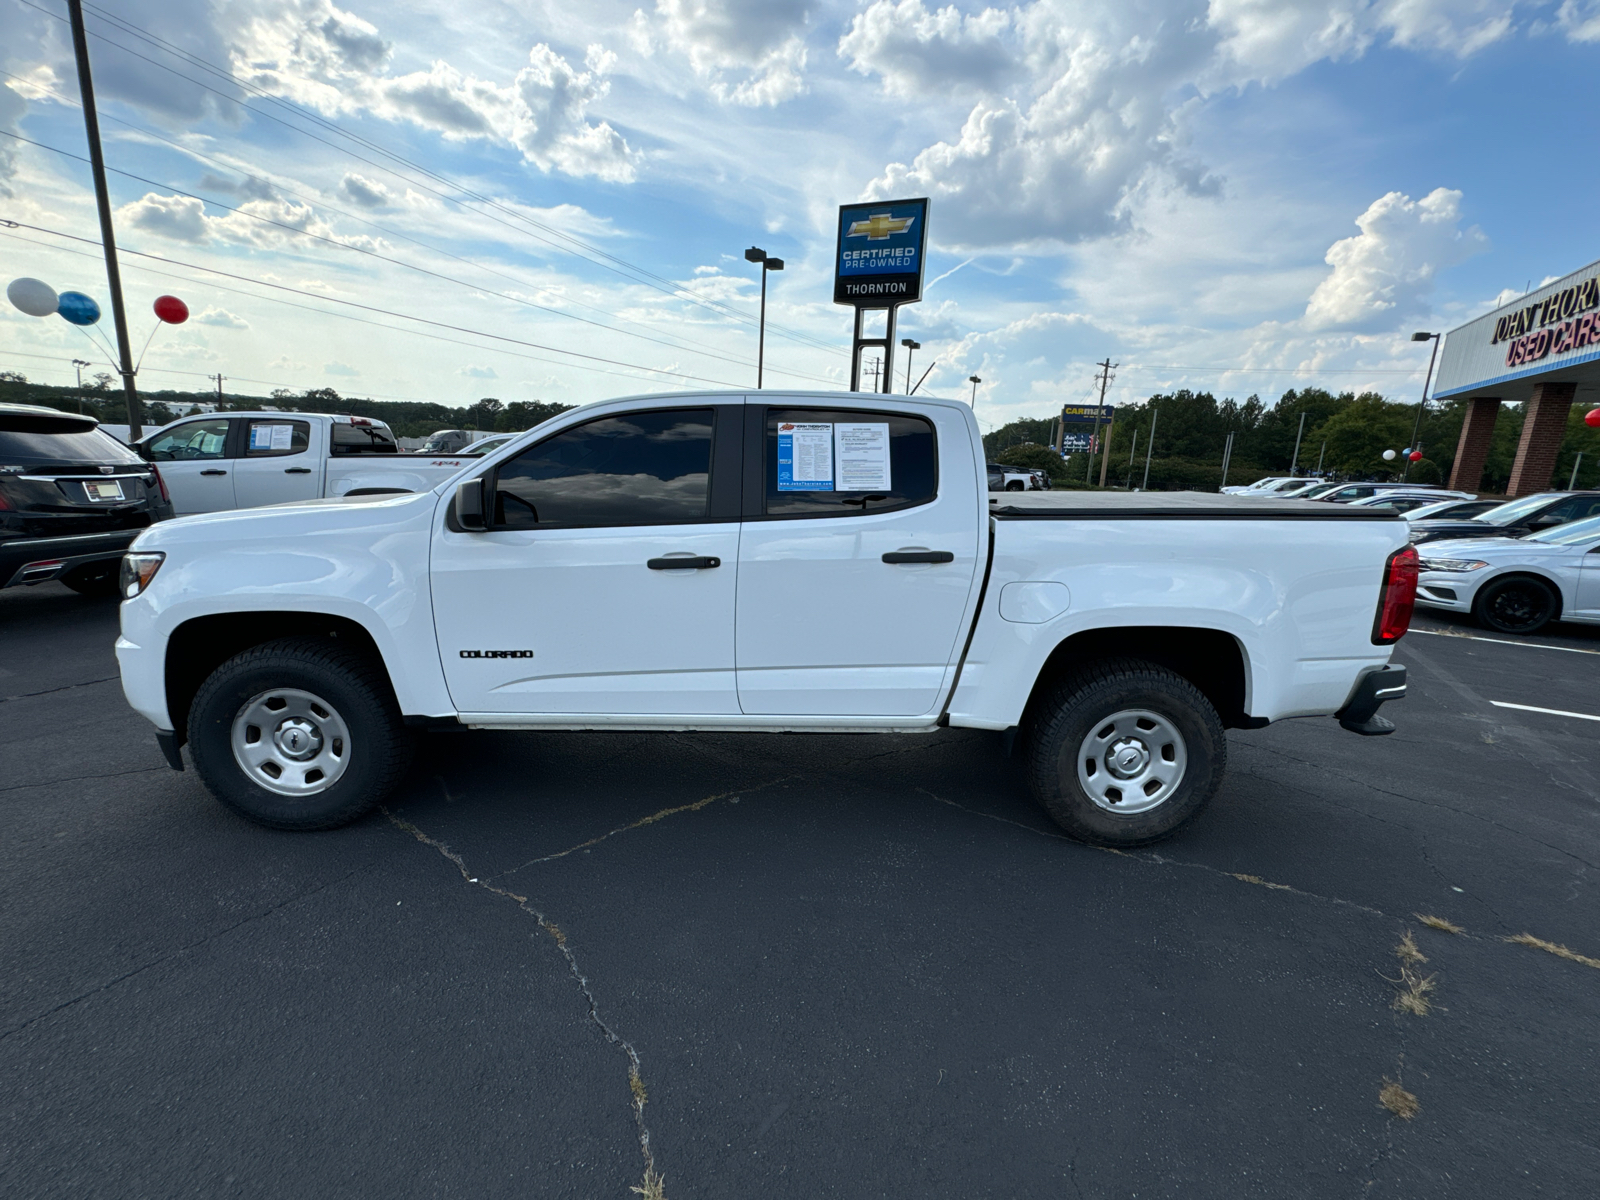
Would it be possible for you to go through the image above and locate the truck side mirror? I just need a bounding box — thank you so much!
[455,478,487,530]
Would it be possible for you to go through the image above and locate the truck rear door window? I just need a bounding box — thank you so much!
[243,419,311,456]
[493,408,714,528]
[763,408,935,516]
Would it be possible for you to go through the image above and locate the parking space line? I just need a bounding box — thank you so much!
[1491,701,1600,722]
[1409,628,1600,655]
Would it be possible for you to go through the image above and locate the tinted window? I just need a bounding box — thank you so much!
[1478,493,1561,525]
[764,408,935,516]
[145,419,230,461]
[0,426,142,465]
[244,419,311,457]
[493,408,713,529]
[331,422,398,454]
[1540,495,1600,523]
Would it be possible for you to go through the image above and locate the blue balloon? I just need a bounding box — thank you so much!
[56,291,102,326]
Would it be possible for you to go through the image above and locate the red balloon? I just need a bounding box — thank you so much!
[1409,450,1423,462]
[1587,408,1600,428]
[152,295,189,324]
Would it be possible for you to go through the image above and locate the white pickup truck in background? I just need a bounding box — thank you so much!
[132,411,477,515]
[115,390,1416,846]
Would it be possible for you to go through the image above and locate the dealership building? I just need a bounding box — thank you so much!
[1435,259,1600,495]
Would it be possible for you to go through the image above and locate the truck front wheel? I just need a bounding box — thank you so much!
[188,637,411,830]
[1026,660,1226,847]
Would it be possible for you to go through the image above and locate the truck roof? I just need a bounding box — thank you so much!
[991,490,1404,520]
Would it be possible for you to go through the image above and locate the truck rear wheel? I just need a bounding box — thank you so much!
[188,637,410,830]
[1026,659,1226,847]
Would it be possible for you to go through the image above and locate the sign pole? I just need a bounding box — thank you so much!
[66,0,142,440]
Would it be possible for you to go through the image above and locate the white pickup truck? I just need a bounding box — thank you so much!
[115,391,1416,846]
[133,411,474,514]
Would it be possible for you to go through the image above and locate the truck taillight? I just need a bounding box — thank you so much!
[1372,544,1418,644]
[150,465,171,503]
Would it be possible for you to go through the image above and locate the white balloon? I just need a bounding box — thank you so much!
[1382,449,1397,461]
[7,276,59,317]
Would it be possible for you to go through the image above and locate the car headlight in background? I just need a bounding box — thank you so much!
[1418,558,1488,572]
[120,552,166,598]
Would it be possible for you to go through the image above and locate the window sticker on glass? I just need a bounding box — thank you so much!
[249,423,293,451]
[833,422,891,492]
[777,422,834,491]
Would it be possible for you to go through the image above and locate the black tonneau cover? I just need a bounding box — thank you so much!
[990,491,1403,520]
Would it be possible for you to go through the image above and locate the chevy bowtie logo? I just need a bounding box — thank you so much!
[846,213,914,241]
[460,649,534,658]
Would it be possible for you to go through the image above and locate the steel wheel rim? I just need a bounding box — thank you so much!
[1077,708,1188,815]
[231,688,351,797]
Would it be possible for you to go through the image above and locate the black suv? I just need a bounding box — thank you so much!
[1407,491,1600,546]
[0,403,174,595]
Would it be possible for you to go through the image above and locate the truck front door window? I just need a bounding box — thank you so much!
[432,406,738,716]
[142,419,235,514]
[492,410,713,528]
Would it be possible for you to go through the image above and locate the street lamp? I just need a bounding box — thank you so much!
[968,375,981,409]
[72,358,92,413]
[1406,331,1441,481]
[744,246,784,388]
[901,338,920,393]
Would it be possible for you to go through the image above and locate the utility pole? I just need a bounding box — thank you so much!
[1219,430,1234,492]
[1289,411,1307,473]
[67,0,142,440]
[1086,358,1116,485]
[1126,429,1138,489]
[1142,406,1158,491]
[213,373,224,404]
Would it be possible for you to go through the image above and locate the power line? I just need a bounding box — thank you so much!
[0,220,750,388]
[0,67,843,384]
[0,128,841,387]
[20,0,840,355]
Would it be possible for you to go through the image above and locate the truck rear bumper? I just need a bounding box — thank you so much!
[1335,663,1406,735]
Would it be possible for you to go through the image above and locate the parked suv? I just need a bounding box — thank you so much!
[1407,492,1600,546]
[0,403,173,595]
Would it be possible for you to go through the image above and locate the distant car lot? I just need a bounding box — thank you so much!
[3,582,1597,1197]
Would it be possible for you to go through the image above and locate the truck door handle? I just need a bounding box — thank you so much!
[882,550,954,564]
[647,556,721,570]
[200,469,227,476]
[284,467,312,474]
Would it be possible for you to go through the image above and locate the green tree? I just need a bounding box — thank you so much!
[996,443,1070,481]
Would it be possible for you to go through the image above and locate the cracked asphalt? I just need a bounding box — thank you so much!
[2,582,1597,1199]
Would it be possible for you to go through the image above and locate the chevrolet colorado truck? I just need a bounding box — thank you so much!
[116,391,1416,846]
[133,411,474,515]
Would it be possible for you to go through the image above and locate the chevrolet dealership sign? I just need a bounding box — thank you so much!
[834,198,930,305]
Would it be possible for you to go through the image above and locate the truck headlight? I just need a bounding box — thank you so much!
[120,552,166,598]
[1418,558,1488,572]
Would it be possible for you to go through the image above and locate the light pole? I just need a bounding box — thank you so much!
[901,339,920,393]
[744,247,784,388]
[1406,331,1441,482]
[968,375,980,409]
[72,357,91,413]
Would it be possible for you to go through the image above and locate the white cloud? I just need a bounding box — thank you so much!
[0,83,24,198]
[1304,188,1488,330]
[839,1,1015,96]
[339,172,390,209]
[1555,0,1600,41]
[119,192,211,242]
[116,191,384,252]
[459,365,498,379]
[194,306,250,329]
[324,361,360,376]
[652,0,811,105]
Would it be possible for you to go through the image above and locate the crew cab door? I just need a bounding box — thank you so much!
[431,404,743,715]
[735,402,984,716]
[233,417,322,507]
[140,418,235,513]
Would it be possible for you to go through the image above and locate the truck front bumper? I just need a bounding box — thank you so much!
[1335,663,1406,735]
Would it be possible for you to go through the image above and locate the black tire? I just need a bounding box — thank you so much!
[59,560,122,597]
[1026,659,1227,847]
[188,637,411,830]
[1473,575,1558,635]
[1006,480,1025,491]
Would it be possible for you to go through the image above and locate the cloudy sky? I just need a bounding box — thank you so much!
[2,0,1597,427]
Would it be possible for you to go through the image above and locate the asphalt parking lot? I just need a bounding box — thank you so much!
[2,584,1597,1199]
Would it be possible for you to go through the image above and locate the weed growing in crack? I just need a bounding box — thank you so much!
[1395,931,1428,965]
[1379,1078,1420,1120]
[1388,967,1437,1016]
[631,1167,667,1199]
[1505,933,1600,970]
[1415,913,1463,934]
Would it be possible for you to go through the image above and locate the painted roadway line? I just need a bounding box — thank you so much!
[1410,628,1600,655]
[1491,701,1600,723]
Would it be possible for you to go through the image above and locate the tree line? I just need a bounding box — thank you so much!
[983,388,1599,494]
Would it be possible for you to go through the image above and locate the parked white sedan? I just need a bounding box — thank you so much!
[1415,515,1600,634]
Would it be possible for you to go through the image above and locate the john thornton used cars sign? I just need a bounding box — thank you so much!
[834,198,930,305]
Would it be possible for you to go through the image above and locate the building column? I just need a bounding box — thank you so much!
[1506,382,1576,496]
[1447,396,1501,493]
